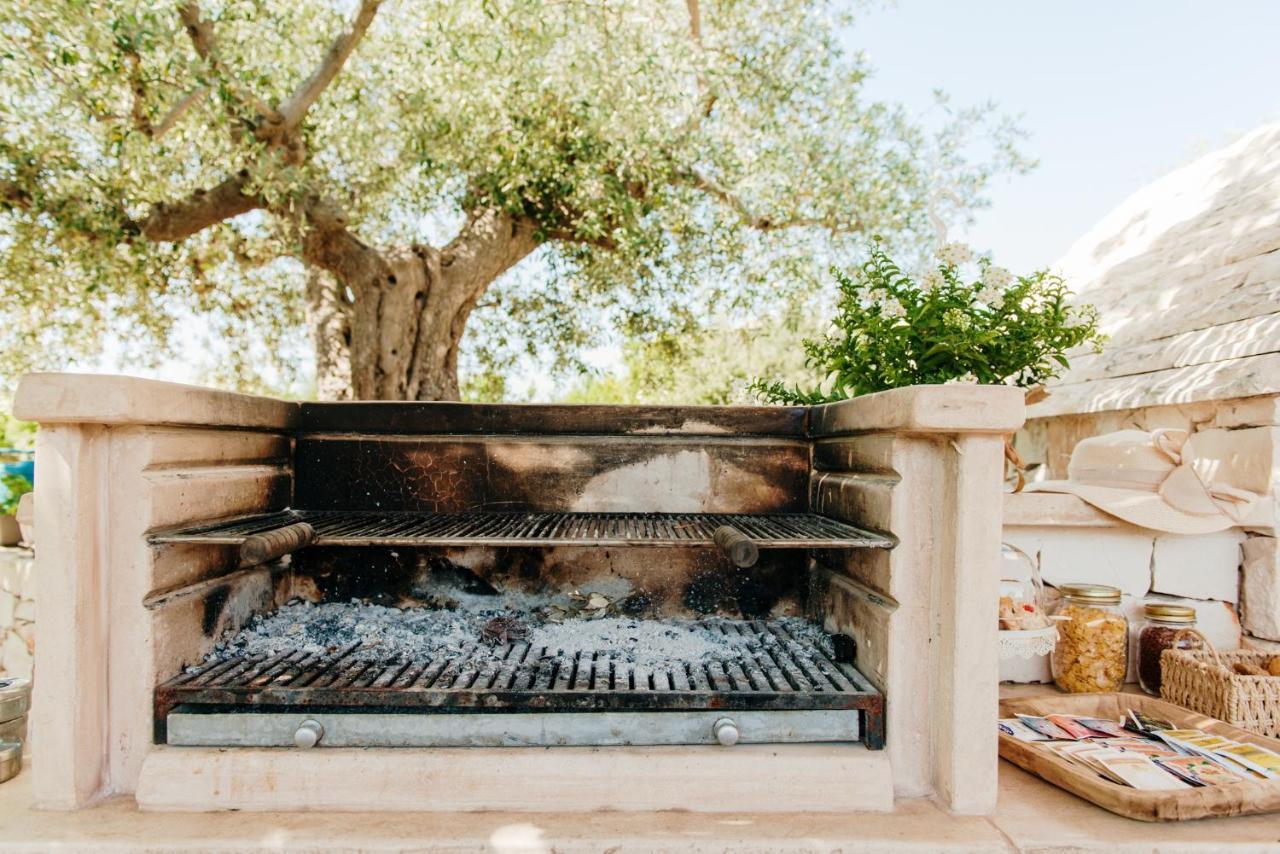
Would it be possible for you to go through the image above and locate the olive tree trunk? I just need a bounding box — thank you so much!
[304,209,540,401]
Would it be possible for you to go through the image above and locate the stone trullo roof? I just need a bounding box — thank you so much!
[1029,122,1280,418]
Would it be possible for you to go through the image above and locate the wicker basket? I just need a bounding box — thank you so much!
[1160,632,1280,738]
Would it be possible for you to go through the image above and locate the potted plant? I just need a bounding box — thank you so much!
[750,240,1103,405]
[0,471,32,548]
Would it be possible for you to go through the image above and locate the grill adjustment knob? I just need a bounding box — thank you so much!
[713,717,740,746]
[294,719,324,749]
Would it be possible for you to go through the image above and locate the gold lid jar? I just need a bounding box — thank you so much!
[1049,584,1128,693]
[1137,603,1200,695]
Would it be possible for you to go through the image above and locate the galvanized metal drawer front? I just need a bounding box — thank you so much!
[166,708,860,748]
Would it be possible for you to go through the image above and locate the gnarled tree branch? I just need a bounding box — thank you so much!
[151,86,210,138]
[278,0,383,129]
[178,2,281,124]
[136,173,262,242]
[682,168,856,233]
[0,180,31,211]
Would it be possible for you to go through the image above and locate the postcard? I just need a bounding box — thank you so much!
[1156,756,1243,787]
[1016,714,1073,740]
[1214,743,1280,779]
[999,719,1049,742]
[1095,754,1191,790]
[1073,717,1129,739]
[1045,714,1102,740]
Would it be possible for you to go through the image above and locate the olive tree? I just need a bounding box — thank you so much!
[0,0,1026,399]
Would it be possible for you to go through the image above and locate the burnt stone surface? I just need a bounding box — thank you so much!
[295,436,809,514]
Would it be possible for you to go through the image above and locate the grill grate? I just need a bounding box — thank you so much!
[149,509,893,549]
[156,620,883,747]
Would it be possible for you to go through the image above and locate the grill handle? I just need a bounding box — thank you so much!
[713,525,759,568]
[239,522,315,568]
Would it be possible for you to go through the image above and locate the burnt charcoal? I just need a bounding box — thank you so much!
[614,590,654,617]
[427,556,499,595]
[481,615,529,645]
[682,569,739,614]
[306,548,419,603]
[735,578,778,618]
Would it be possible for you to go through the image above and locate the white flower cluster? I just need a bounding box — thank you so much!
[942,307,973,331]
[936,242,973,267]
[879,296,905,319]
[983,265,1014,290]
[920,269,946,292]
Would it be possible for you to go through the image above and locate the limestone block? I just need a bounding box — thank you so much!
[1213,395,1280,429]
[0,590,14,628]
[1121,594,1242,683]
[12,599,34,622]
[1003,528,1153,598]
[1,626,33,678]
[1151,531,1244,603]
[1243,634,1280,654]
[1242,536,1280,640]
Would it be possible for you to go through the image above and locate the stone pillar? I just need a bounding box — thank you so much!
[13,373,296,809]
[809,385,1024,815]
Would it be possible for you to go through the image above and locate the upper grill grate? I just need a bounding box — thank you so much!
[149,509,893,549]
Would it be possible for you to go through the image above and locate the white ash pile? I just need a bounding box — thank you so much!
[208,595,835,670]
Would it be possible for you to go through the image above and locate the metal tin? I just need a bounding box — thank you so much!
[0,677,31,723]
[0,715,25,743]
[0,741,20,785]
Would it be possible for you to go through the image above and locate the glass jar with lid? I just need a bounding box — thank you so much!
[1049,583,1128,693]
[1137,603,1201,695]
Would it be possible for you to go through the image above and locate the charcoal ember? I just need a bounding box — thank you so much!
[425,556,499,596]
[481,615,528,645]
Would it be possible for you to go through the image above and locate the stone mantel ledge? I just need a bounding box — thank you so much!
[13,373,297,431]
[810,384,1025,437]
[1003,492,1135,529]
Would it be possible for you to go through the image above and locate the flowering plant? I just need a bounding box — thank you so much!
[749,241,1104,404]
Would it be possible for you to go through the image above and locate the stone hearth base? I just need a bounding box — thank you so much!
[136,743,893,813]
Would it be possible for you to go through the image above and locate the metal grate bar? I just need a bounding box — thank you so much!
[156,620,883,719]
[150,510,892,549]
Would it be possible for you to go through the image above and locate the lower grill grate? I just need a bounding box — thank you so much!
[157,620,884,747]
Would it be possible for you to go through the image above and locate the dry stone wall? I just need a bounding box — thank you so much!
[0,547,34,678]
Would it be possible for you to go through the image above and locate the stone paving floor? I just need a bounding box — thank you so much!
[2,756,1279,852]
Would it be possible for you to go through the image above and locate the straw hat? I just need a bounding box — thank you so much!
[1025,429,1259,534]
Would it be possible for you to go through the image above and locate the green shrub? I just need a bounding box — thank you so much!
[0,473,31,517]
[749,241,1104,404]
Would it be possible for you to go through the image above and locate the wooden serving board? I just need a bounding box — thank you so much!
[999,693,1280,821]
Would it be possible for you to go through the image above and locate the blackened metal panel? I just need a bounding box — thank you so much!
[297,402,808,437]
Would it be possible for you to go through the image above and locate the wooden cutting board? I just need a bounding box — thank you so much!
[999,693,1280,821]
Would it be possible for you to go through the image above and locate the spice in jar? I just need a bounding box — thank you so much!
[1050,583,1128,693]
[1137,603,1200,695]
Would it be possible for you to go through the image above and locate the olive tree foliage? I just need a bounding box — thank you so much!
[0,0,1028,400]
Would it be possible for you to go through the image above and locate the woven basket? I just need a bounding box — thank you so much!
[1160,631,1280,738]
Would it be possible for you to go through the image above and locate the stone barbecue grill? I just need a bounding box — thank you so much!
[14,373,1022,815]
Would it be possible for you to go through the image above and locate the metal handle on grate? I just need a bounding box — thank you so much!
[293,719,324,749]
[713,525,758,568]
[239,522,315,568]
[713,717,740,746]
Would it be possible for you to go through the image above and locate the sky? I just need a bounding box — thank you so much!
[847,0,1280,271]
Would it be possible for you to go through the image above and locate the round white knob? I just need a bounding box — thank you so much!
[713,717,740,746]
[294,719,324,749]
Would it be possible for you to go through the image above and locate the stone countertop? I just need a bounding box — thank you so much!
[2,756,1279,852]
